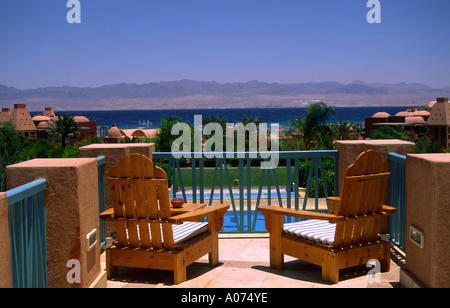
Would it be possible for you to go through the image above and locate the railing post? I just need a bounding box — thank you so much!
[388,153,406,251]
[0,192,11,288]
[97,156,106,248]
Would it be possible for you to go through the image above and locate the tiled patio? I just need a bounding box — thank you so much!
[101,236,402,288]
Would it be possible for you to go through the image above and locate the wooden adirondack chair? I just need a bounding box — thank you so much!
[259,150,397,284]
[100,154,229,284]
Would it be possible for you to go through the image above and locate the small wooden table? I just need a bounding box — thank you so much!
[170,203,207,216]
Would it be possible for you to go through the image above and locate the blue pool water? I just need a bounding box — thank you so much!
[222,210,267,232]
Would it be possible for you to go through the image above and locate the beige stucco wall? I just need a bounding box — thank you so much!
[405,154,450,288]
[0,192,11,288]
[7,158,100,288]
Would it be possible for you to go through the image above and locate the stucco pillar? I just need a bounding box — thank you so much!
[335,140,416,233]
[0,192,11,288]
[7,158,103,288]
[78,143,155,238]
[403,154,450,288]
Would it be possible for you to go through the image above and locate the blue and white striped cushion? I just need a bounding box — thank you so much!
[283,220,336,245]
[172,221,208,244]
[126,221,208,245]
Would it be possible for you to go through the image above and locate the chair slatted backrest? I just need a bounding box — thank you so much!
[109,154,176,250]
[333,150,390,249]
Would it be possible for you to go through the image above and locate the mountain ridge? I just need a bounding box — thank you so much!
[0,80,448,111]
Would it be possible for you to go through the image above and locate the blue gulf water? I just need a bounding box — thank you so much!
[30,106,415,129]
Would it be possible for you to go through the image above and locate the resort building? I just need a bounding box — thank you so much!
[103,124,159,143]
[0,104,97,141]
[73,115,97,140]
[42,107,55,118]
[0,108,11,122]
[3,104,37,136]
[426,97,450,149]
[103,124,125,143]
[120,128,159,139]
[363,100,450,143]
[364,110,391,137]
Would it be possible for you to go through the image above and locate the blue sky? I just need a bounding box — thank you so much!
[0,0,449,89]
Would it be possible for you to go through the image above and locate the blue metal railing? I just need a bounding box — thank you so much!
[6,179,48,288]
[388,152,406,252]
[152,151,339,233]
[97,156,106,248]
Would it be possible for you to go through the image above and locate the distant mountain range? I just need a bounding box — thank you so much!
[0,80,449,111]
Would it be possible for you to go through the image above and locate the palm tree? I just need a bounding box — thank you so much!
[155,115,187,152]
[289,102,335,150]
[48,114,79,148]
[332,120,355,140]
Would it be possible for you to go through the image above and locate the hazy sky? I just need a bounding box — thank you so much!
[0,0,449,89]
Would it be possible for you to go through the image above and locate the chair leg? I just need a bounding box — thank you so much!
[209,233,219,267]
[173,255,187,285]
[270,244,284,269]
[380,241,391,272]
[269,214,284,269]
[209,249,219,267]
[322,251,339,284]
[106,249,118,279]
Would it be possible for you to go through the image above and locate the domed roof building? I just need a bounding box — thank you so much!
[395,110,413,117]
[32,115,50,122]
[371,111,391,118]
[411,110,430,117]
[104,124,125,143]
[74,115,90,123]
[37,121,51,130]
[365,110,391,137]
[405,116,425,124]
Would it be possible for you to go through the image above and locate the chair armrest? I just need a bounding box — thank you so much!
[100,208,114,221]
[168,204,230,224]
[258,205,345,223]
[382,205,397,215]
[327,196,340,215]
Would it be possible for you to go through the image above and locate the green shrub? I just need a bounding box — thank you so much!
[298,158,335,197]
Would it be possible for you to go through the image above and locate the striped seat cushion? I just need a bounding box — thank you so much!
[126,221,208,245]
[172,221,208,244]
[283,219,336,245]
